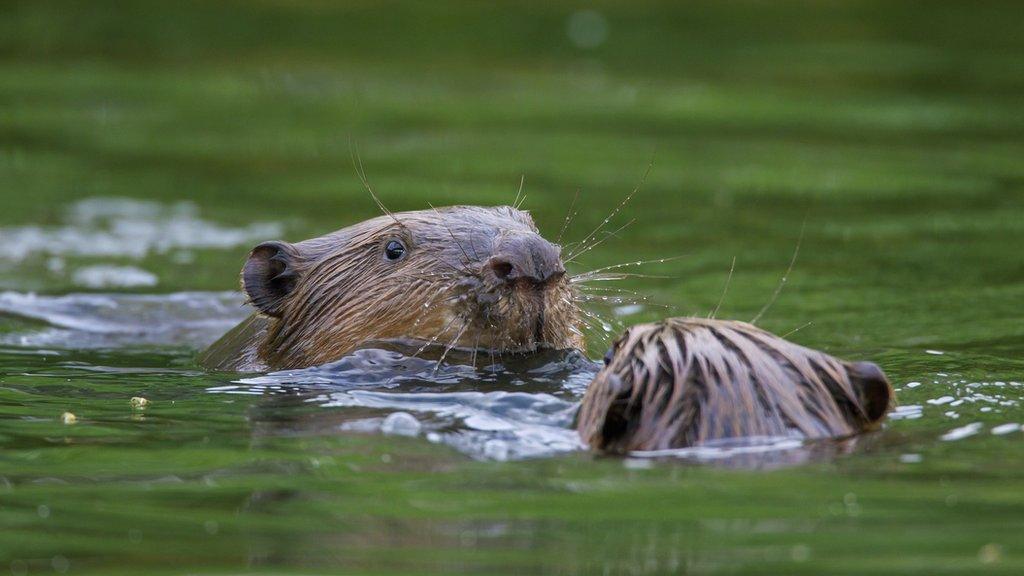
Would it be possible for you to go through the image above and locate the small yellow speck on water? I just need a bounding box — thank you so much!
[130,397,149,409]
[979,543,1002,564]
[61,412,77,424]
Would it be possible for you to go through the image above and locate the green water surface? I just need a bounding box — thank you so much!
[2,1,1024,574]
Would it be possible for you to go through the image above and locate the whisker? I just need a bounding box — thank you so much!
[575,312,606,336]
[578,286,654,298]
[512,174,525,209]
[567,160,653,259]
[470,331,482,369]
[565,218,636,264]
[570,254,686,280]
[580,295,674,310]
[572,272,675,283]
[750,220,806,325]
[405,287,457,335]
[556,189,581,245]
[348,138,403,228]
[579,307,616,331]
[433,320,470,376]
[780,321,813,339]
[577,309,623,347]
[709,255,737,319]
[408,313,464,362]
[428,202,475,269]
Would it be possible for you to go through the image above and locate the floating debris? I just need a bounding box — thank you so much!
[60,412,77,425]
[129,397,150,410]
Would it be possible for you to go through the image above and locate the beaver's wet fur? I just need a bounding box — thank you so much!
[200,206,583,371]
[577,318,893,454]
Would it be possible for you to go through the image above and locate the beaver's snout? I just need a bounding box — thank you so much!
[485,234,565,286]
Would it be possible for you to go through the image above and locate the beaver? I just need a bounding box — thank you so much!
[576,318,893,454]
[199,205,584,371]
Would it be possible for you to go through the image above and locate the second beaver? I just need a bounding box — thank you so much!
[577,318,893,454]
[200,206,584,371]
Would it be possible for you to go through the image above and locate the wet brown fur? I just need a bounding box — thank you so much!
[200,206,584,371]
[577,318,893,453]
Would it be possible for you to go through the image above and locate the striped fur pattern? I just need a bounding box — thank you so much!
[577,318,893,453]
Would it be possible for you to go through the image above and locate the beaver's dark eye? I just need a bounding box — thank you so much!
[603,347,615,366]
[384,240,406,261]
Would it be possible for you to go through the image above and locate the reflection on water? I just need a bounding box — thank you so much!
[2,290,1021,467]
[228,343,596,461]
[3,290,958,469]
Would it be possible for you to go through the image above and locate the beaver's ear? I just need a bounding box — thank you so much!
[581,373,639,453]
[242,241,304,318]
[848,361,894,424]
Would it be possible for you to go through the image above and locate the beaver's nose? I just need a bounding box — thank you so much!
[487,234,565,285]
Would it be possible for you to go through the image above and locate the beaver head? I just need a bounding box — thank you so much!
[240,205,583,369]
[577,318,893,454]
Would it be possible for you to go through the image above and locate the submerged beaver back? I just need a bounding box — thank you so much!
[577,318,893,453]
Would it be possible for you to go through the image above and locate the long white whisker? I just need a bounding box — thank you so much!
[565,218,636,264]
[556,189,581,245]
[432,320,471,376]
[572,272,674,283]
[570,255,686,280]
[409,313,464,362]
[567,160,653,258]
[348,138,402,228]
[780,321,813,339]
[751,220,806,325]
[513,174,525,209]
[709,256,737,319]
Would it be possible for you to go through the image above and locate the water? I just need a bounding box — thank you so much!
[2,270,1023,575]
[0,290,594,457]
[3,0,1024,573]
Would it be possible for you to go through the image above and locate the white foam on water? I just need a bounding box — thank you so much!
[941,422,983,442]
[309,388,584,460]
[1,197,281,262]
[381,412,422,437]
[991,423,1021,436]
[72,265,158,289]
[889,404,924,420]
[631,436,805,461]
[0,291,249,348]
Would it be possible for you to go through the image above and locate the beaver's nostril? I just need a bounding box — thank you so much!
[488,234,565,285]
[490,259,515,281]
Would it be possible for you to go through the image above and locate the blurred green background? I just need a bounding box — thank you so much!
[1,1,1024,574]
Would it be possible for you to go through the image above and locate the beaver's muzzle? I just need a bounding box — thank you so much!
[485,234,565,286]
